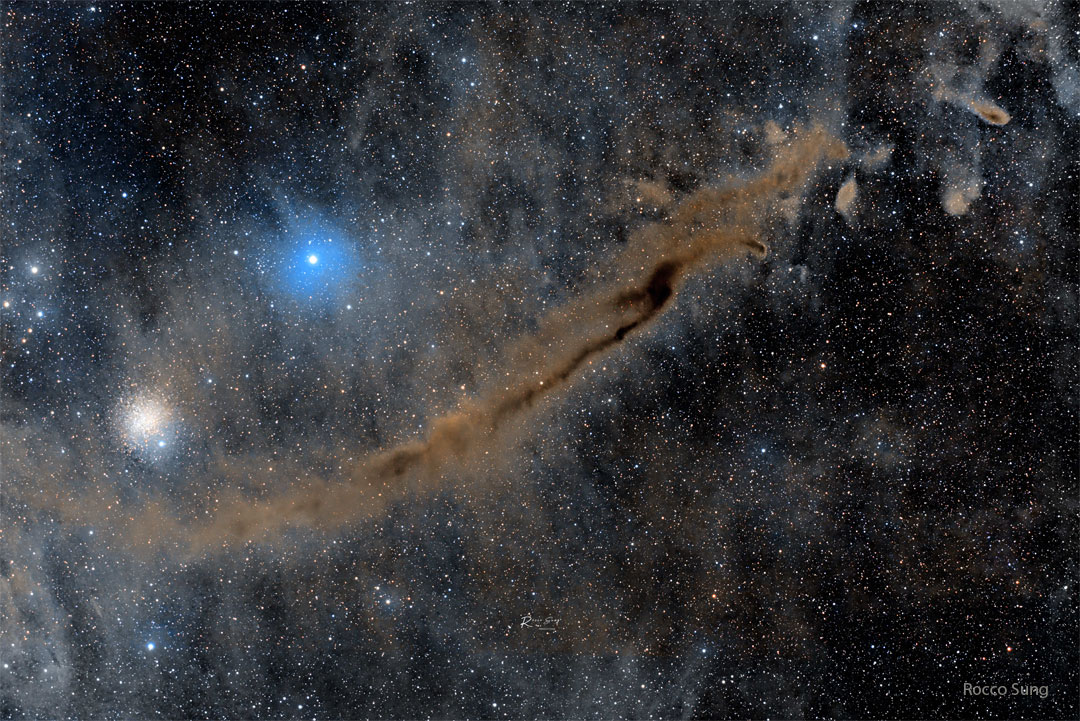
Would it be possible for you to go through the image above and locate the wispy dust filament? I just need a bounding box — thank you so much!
[131,125,849,554]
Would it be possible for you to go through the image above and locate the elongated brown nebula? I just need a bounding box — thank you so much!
[147,124,847,554]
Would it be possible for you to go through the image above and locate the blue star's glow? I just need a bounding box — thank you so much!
[267,214,365,303]
[146,642,155,651]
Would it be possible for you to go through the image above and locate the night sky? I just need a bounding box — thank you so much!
[2,2,1078,719]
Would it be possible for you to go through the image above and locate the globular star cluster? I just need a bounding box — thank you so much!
[1,3,1078,720]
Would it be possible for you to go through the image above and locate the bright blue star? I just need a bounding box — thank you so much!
[270,214,364,303]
